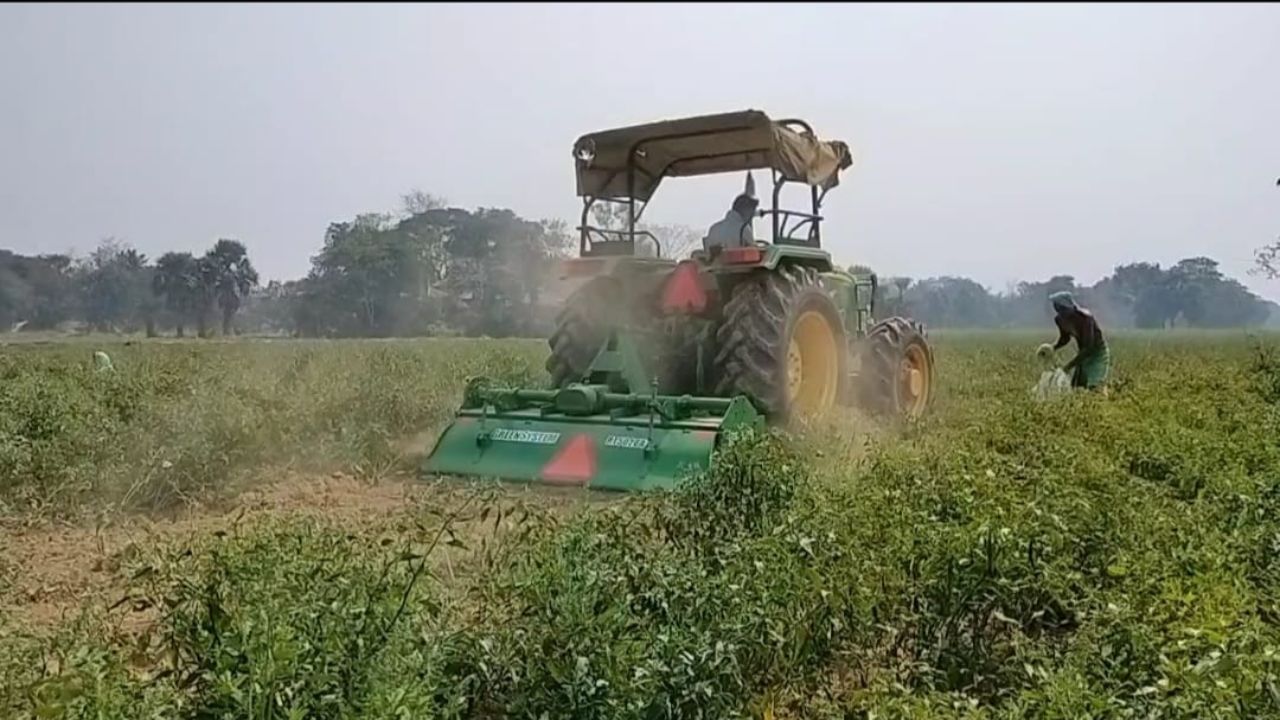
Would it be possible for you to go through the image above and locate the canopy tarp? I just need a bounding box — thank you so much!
[572,110,853,201]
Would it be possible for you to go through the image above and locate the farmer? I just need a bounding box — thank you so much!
[703,174,759,252]
[1048,290,1109,390]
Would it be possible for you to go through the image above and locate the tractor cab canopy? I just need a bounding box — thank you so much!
[573,110,852,201]
[572,110,854,257]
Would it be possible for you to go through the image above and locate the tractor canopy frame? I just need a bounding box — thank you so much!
[572,110,854,258]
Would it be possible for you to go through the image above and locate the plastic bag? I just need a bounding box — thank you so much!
[1031,368,1071,401]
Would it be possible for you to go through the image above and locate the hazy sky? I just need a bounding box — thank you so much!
[2,4,1278,298]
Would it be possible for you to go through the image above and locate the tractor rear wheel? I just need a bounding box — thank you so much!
[857,317,935,419]
[545,276,619,387]
[713,265,846,421]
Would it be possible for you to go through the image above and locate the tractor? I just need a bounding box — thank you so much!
[424,110,935,491]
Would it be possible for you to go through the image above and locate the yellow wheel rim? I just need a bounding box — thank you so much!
[785,310,840,417]
[900,344,931,417]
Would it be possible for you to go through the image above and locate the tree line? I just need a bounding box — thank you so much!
[1,191,576,339]
[3,188,1277,337]
[1,238,257,337]
[868,256,1278,331]
[242,192,575,338]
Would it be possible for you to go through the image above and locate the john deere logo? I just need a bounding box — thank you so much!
[605,435,650,450]
[491,428,561,445]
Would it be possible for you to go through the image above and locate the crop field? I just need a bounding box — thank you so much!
[3,330,1280,718]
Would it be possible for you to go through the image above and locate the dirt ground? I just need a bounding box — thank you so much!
[0,470,601,633]
[0,407,878,635]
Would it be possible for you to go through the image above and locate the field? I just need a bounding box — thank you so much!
[3,330,1280,718]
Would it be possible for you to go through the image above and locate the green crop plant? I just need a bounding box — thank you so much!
[3,331,1280,718]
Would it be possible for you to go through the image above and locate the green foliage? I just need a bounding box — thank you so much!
[454,433,828,719]
[2,516,467,720]
[6,190,1272,339]
[288,204,571,339]
[0,339,547,513]
[79,239,153,334]
[136,519,442,719]
[898,259,1272,330]
[1,616,181,719]
[6,332,1280,718]
[657,428,801,549]
[153,251,202,337]
[0,250,78,331]
[201,238,260,336]
[1250,339,1280,404]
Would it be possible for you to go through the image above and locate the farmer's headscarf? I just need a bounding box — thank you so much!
[1049,290,1077,313]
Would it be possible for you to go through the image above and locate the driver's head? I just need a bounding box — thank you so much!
[732,193,758,217]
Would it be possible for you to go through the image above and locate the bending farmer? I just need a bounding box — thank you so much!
[1049,290,1109,390]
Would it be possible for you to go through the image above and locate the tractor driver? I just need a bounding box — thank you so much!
[703,192,759,253]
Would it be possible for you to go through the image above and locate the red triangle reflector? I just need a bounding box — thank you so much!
[661,261,707,314]
[541,434,597,486]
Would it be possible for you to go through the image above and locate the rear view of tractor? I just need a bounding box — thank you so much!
[425,110,936,490]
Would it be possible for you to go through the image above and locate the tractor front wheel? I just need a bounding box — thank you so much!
[857,317,935,419]
[713,265,847,422]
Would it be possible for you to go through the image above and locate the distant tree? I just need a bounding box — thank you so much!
[644,223,702,259]
[79,238,150,333]
[539,218,577,259]
[1247,178,1279,299]
[1254,241,1280,280]
[589,202,629,232]
[1198,277,1270,327]
[1111,262,1171,328]
[401,189,448,217]
[906,276,999,328]
[200,239,259,336]
[1015,275,1078,323]
[136,264,160,337]
[589,203,699,259]
[440,207,569,336]
[0,251,78,330]
[153,252,201,337]
[1165,257,1223,327]
[293,195,573,338]
[305,213,410,336]
[236,280,300,336]
[876,276,913,319]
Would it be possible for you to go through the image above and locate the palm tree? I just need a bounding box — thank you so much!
[201,239,259,336]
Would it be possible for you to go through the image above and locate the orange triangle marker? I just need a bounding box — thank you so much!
[541,434,597,486]
[661,261,707,314]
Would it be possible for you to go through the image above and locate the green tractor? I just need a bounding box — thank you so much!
[425,110,935,491]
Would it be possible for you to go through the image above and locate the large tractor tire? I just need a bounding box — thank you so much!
[545,276,619,387]
[713,265,847,422]
[658,320,711,395]
[857,317,935,419]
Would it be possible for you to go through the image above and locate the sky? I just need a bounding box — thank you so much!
[2,3,1278,299]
